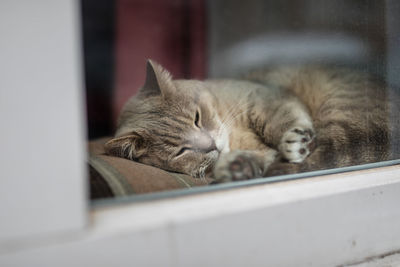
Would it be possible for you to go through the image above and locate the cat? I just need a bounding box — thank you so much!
[105,59,396,183]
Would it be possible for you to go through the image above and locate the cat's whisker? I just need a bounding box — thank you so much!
[223,109,249,127]
[218,105,252,135]
[220,96,251,126]
[217,98,253,138]
[193,152,218,182]
[220,96,244,120]
[219,97,245,125]
[222,99,253,126]
[220,105,240,125]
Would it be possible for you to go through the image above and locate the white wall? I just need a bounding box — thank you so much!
[0,0,87,241]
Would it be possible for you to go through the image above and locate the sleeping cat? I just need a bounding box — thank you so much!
[105,60,394,183]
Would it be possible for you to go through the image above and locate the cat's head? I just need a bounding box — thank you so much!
[105,60,230,178]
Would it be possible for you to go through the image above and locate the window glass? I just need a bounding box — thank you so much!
[82,0,400,204]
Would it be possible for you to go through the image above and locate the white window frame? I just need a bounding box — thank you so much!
[0,0,87,241]
[1,165,400,266]
[1,0,400,266]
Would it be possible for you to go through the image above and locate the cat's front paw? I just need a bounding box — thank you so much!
[279,127,315,163]
[212,151,262,183]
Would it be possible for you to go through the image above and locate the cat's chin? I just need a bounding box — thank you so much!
[191,150,220,179]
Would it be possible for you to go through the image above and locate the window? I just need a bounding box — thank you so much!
[1,1,400,266]
[83,0,400,203]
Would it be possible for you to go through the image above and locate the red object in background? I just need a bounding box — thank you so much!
[114,0,207,125]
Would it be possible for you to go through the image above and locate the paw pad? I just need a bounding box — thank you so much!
[279,127,315,163]
[212,151,270,183]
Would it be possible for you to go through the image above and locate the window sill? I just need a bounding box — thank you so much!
[2,164,400,266]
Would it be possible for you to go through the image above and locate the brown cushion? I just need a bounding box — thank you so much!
[88,138,211,199]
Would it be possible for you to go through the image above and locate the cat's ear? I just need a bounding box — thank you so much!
[104,132,148,160]
[140,59,175,97]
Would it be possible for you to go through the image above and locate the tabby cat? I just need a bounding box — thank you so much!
[105,60,395,183]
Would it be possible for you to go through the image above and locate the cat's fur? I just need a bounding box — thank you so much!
[105,60,395,183]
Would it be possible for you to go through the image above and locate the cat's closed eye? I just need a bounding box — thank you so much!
[176,147,190,157]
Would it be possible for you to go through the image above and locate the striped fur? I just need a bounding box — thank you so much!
[105,60,397,183]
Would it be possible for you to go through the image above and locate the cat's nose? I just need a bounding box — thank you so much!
[191,130,218,153]
[203,140,217,153]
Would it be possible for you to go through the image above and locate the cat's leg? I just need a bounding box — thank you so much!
[257,99,316,163]
[213,149,277,183]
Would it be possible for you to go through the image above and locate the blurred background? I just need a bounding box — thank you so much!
[82,0,392,139]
